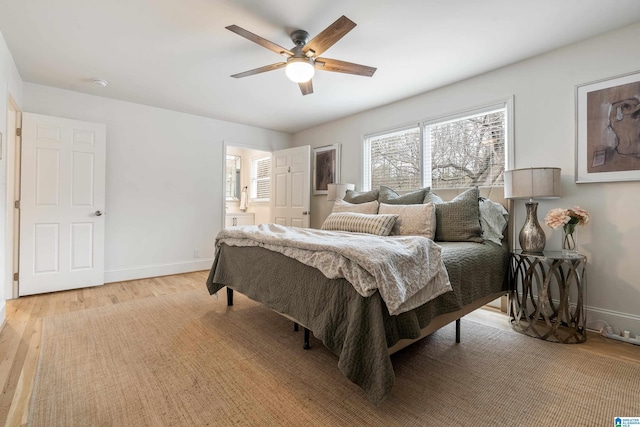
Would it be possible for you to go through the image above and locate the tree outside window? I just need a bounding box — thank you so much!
[364,104,508,190]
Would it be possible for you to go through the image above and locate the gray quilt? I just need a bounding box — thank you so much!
[206,240,508,405]
[215,224,452,315]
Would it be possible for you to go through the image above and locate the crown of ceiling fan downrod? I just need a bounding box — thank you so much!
[290,30,310,47]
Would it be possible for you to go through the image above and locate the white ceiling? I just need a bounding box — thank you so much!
[2,0,640,134]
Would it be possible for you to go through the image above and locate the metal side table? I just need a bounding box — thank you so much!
[509,250,587,343]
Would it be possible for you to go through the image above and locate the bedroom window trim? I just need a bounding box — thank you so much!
[363,124,424,192]
[362,96,514,191]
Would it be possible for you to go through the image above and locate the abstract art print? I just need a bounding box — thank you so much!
[576,71,640,183]
[313,144,340,195]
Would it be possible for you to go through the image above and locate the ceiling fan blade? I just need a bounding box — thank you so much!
[303,16,356,57]
[226,25,293,57]
[299,80,313,96]
[231,62,287,78]
[315,58,376,77]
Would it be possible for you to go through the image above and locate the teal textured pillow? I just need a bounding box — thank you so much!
[433,187,483,242]
[378,186,430,205]
[343,189,379,204]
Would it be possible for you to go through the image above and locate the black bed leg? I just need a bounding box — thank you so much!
[294,322,299,332]
[455,319,461,343]
[226,287,233,306]
[303,328,310,350]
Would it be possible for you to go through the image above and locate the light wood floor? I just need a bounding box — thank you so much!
[1,271,639,426]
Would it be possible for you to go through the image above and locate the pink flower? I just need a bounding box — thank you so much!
[545,206,590,229]
[545,208,571,229]
[568,206,590,225]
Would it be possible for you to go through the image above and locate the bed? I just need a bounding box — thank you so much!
[206,186,510,405]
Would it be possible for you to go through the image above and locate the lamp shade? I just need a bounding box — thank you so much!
[285,58,315,83]
[504,167,562,200]
[327,183,355,201]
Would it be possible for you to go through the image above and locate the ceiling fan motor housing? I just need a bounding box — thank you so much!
[290,30,310,47]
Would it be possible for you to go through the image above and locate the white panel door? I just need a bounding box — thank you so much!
[270,146,311,227]
[19,113,106,296]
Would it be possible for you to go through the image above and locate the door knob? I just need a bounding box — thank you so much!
[95,211,103,216]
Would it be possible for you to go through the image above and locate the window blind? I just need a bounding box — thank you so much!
[363,103,508,191]
[425,108,505,189]
[363,126,422,191]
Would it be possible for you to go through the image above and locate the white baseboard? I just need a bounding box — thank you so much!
[513,292,640,335]
[104,259,214,284]
[585,305,640,335]
[0,299,6,332]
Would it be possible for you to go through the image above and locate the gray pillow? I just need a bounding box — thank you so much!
[433,187,483,242]
[423,191,443,204]
[479,197,509,245]
[332,199,379,214]
[378,186,430,205]
[343,189,379,204]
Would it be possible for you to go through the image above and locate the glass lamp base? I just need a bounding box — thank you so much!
[519,202,546,253]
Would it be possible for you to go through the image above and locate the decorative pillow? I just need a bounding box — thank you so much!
[479,197,509,245]
[433,187,483,242]
[332,199,379,214]
[378,202,436,239]
[321,212,398,236]
[378,186,430,205]
[423,191,444,204]
[343,189,379,204]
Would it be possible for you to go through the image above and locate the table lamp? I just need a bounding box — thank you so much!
[504,167,561,253]
[327,183,355,201]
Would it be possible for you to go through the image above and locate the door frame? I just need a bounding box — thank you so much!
[5,96,21,299]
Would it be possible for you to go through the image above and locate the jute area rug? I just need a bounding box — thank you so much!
[30,289,638,426]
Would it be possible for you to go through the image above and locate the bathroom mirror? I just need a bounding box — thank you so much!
[226,155,241,200]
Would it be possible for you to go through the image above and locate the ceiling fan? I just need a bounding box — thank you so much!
[226,15,376,95]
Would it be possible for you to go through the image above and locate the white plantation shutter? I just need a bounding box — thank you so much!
[251,156,271,200]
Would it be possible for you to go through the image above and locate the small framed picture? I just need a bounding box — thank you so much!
[575,70,640,183]
[313,144,341,195]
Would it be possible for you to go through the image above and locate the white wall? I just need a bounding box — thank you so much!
[0,30,23,327]
[23,83,291,283]
[292,23,640,335]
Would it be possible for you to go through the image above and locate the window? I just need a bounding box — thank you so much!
[251,156,271,201]
[363,126,422,192]
[364,100,511,190]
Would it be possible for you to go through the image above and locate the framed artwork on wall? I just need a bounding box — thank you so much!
[313,144,341,195]
[576,70,640,183]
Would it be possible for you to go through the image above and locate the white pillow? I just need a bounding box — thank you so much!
[378,202,436,239]
[478,198,509,245]
[332,199,379,214]
[321,212,397,236]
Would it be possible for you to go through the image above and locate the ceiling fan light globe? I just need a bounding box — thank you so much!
[285,60,315,83]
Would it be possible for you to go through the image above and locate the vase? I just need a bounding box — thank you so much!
[519,202,546,253]
[562,224,578,257]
